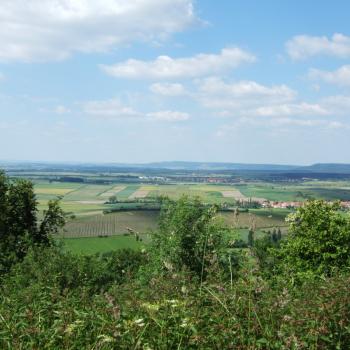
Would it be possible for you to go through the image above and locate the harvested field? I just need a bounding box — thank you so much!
[129,190,150,199]
[221,189,247,199]
[99,186,126,198]
[221,188,266,202]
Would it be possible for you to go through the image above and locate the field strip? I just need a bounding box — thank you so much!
[75,210,104,217]
[221,189,247,199]
[129,190,150,199]
[99,186,126,198]
[252,197,267,203]
[75,200,106,204]
[221,189,266,202]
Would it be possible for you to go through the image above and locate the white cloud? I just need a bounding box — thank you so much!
[150,82,187,96]
[101,47,256,79]
[254,103,328,117]
[286,33,350,60]
[0,0,197,62]
[83,98,141,119]
[216,116,347,136]
[321,95,350,114]
[308,65,350,87]
[147,110,190,121]
[197,77,297,111]
[82,98,189,122]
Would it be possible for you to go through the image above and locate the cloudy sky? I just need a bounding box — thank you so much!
[1,0,350,164]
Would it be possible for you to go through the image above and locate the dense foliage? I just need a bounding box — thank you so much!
[1,174,350,349]
[0,171,65,274]
[277,200,350,279]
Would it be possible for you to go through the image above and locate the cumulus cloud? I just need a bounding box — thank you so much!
[0,0,197,62]
[286,33,350,60]
[101,48,256,79]
[150,82,187,96]
[309,65,350,87]
[197,77,297,111]
[82,98,189,122]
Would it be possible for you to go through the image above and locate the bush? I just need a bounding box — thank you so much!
[277,200,350,278]
[147,196,240,281]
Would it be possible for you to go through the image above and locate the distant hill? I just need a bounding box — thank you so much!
[1,161,350,174]
[144,161,298,171]
[294,163,350,174]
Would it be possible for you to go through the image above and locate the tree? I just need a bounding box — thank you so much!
[0,171,8,242]
[277,228,282,241]
[0,172,66,274]
[271,228,278,243]
[39,199,66,244]
[278,200,350,277]
[248,229,254,247]
[150,196,237,280]
[6,179,38,242]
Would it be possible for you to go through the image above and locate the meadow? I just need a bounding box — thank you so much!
[62,235,146,255]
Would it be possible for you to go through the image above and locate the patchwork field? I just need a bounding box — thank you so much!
[32,179,350,253]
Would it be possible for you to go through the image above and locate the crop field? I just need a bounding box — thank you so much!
[62,235,146,255]
[221,209,289,229]
[62,211,159,237]
[236,182,350,202]
[62,208,288,238]
[147,184,240,204]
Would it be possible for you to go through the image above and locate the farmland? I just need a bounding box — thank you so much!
[29,177,350,254]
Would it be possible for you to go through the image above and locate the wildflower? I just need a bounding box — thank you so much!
[180,318,189,328]
[134,318,145,327]
[142,302,160,312]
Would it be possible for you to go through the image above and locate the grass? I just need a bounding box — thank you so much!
[62,235,145,254]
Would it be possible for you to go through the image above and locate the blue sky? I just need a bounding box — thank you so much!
[1,0,350,164]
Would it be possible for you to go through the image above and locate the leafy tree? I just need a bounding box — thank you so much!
[248,229,254,247]
[0,172,65,274]
[149,196,237,280]
[38,199,66,244]
[278,200,350,277]
[0,171,8,241]
[277,228,282,241]
[271,228,278,243]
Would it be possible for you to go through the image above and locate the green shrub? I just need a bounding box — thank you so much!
[147,196,240,281]
[277,200,350,278]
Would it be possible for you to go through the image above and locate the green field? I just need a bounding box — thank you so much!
[62,235,145,255]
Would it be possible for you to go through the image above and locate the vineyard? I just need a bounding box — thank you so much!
[62,210,159,237]
[61,209,288,238]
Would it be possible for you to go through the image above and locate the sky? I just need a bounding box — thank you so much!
[1,0,350,165]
